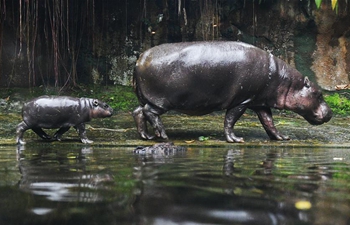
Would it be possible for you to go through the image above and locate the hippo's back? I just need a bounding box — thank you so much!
[137,41,260,68]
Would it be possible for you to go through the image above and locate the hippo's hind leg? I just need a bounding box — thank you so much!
[142,104,168,139]
[53,127,71,141]
[250,106,290,141]
[132,106,154,140]
[16,121,29,145]
[224,105,247,143]
[74,123,93,144]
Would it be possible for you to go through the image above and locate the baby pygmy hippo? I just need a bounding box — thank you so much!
[16,95,113,145]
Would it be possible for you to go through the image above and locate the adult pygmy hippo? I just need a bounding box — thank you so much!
[133,41,332,142]
[16,96,113,145]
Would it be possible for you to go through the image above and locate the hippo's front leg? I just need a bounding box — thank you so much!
[142,104,168,139]
[53,127,71,141]
[74,123,93,144]
[224,105,247,143]
[251,106,290,141]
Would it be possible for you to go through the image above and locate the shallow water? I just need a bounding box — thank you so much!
[1,144,350,225]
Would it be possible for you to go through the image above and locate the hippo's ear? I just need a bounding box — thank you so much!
[93,99,99,107]
[304,76,311,88]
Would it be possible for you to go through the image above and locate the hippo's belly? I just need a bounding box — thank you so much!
[138,65,265,113]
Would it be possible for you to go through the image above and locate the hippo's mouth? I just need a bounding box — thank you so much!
[303,111,332,125]
[298,102,333,125]
[305,117,326,125]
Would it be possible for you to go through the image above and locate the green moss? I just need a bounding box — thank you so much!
[89,85,138,112]
[324,92,350,116]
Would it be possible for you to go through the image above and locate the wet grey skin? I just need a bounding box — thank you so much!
[132,41,332,142]
[16,96,113,145]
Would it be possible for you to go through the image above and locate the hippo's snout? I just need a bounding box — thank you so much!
[304,103,332,125]
[102,106,113,117]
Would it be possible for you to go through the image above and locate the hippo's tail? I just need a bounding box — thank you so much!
[132,66,146,106]
[132,67,138,93]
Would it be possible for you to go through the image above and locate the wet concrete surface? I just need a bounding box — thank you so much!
[1,111,350,147]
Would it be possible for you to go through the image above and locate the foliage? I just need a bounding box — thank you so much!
[324,93,350,116]
[315,0,339,10]
[88,85,138,112]
[198,136,210,141]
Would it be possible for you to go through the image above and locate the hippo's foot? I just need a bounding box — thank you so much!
[53,134,62,141]
[154,129,168,139]
[270,133,290,141]
[41,134,52,140]
[16,138,26,145]
[140,132,155,140]
[225,133,244,143]
[281,135,290,140]
[81,138,94,144]
[139,130,168,140]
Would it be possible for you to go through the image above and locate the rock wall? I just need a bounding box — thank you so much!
[311,2,350,90]
[0,0,349,90]
[136,0,350,91]
[216,0,349,91]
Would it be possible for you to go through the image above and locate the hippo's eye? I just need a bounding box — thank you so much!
[93,100,99,107]
[104,104,109,109]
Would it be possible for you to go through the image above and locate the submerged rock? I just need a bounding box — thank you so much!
[133,142,186,155]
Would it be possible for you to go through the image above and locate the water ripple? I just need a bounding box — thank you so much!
[0,145,350,224]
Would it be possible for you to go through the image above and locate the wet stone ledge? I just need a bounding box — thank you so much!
[1,112,350,148]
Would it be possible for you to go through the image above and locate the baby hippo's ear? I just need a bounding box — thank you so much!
[93,99,99,107]
[304,76,311,88]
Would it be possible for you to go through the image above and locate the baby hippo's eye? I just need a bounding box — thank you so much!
[104,104,109,109]
[93,100,99,107]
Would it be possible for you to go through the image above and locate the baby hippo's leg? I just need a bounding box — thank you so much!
[53,127,71,141]
[32,128,51,140]
[74,123,93,144]
[16,121,29,145]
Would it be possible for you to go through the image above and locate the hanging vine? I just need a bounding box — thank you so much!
[198,0,220,41]
[0,0,97,88]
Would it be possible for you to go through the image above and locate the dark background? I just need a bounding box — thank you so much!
[0,0,349,91]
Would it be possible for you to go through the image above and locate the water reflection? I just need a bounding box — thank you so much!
[132,148,309,224]
[221,149,311,224]
[132,147,350,225]
[10,145,136,225]
[17,146,113,203]
[0,145,349,224]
